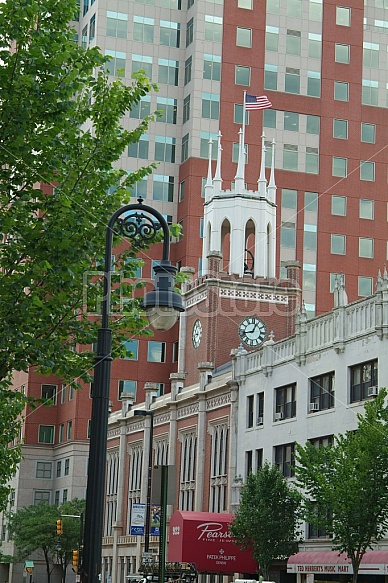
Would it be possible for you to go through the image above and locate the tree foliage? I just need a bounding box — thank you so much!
[0,0,161,509]
[230,462,302,579]
[295,389,388,583]
[8,499,85,583]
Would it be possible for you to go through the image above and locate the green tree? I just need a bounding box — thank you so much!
[295,389,388,583]
[230,462,302,579]
[0,0,160,510]
[56,499,86,583]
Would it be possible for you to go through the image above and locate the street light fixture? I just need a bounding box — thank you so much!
[133,409,154,554]
[81,198,184,583]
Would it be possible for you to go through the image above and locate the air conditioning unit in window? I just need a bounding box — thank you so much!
[309,402,320,412]
[368,386,378,397]
[257,416,263,426]
[275,412,283,421]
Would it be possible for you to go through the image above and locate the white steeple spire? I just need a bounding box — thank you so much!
[234,128,246,193]
[257,133,267,197]
[204,138,214,203]
[214,131,222,195]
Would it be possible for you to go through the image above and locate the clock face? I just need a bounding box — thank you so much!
[238,317,266,347]
[192,319,202,348]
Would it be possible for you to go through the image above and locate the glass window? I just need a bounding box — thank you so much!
[36,461,52,479]
[310,372,335,411]
[82,25,88,49]
[238,0,253,7]
[359,199,374,220]
[333,119,348,139]
[305,192,318,212]
[205,15,222,42]
[307,71,320,97]
[121,339,139,360]
[129,96,151,119]
[306,115,320,135]
[363,42,379,68]
[153,175,174,201]
[235,65,250,85]
[155,136,176,163]
[308,33,321,58]
[284,112,299,132]
[285,68,300,94]
[304,225,317,251]
[286,30,301,55]
[264,64,277,91]
[332,157,347,177]
[335,44,350,64]
[265,26,279,52]
[359,237,374,258]
[118,380,137,400]
[201,93,220,120]
[358,277,373,297]
[89,14,96,42]
[336,6,351,26]
[330,273,345,293]
[56,461,62,477]
[275,384,296,420]
[234,104,249,125]
[203,54,221,81]
[303,264,316,291]
[59,424,64,443]
[160,20,180,47]
[334,81,349,101]
[236,27,252,47]
[350,360,377,403]
[156,97,177,124]
[64,459,70,476]
[263,109,276,128]
[287,0,301,17]
[39,426,54,444]
[200,132,218,159]
[130,177,147,200]
[360,161,375,181]
[362,80,378,106]
[267,0,279,12]
[332,195,346,216]
[67,421,72,440]
[309,0,322,21]
[133,16,154,42]
[186,17,194,46]
[181,133,189,162]
[147,341,166,362]
[274,443,295,478]
[34,491,51,504]
[361,123,375,143]
[283,144,298,171]
[128,135,149,159]
[281,223,296,248]
[306,147,319,174]
[184,56,192,84]
[158,59,179,86]
[232,143,248,163]
[106,11,128,38]
[41,384,57,405]
[132,54,152,78]
[331,234,346,255]
[106,50,126,77]
[183,95,190,124]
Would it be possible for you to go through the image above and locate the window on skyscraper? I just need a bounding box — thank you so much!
[161,0,181,8]
[286,30,301,55]
[334,81,349,101]
[265,26,279,51]
[118,380,137,401]
[361,122,376,143]
[333,119,348,139]
[358,278,373,298]
[360,161,375,181]
[232,143,248,163]
[359,238,374,258]
[303,264,317,291]
[336,6,351,26]
[105,50,126,77]
[184,56,192,84]
[282,189,297,209]
[331,195,347,216]
[238,0,252,8]
[147,341,166,363]
[203,54,221,80]
[363,42,379,68]
[205,15,223,42]
[183,95,190,123]
[156,97,177,124]
[89,14,96,41]
[133,16,154,42]
[128,135,149,159]
[285,68,300,94]
[181,134,189,162]
[158,59,179,86]
[305,192,318,212]
[186,17,194,46]
[132,54,152,78]
[267,0,279,13]
[235,65,250,86]
[82,25,88,49]
[308,33,321,58]
[280,223,296,248]
[307,71,321,97]
[283,144,298,171]
[201,93,220,120]
[130,177,147,200]
[306,147,319,174]
[39,426,55,444]
[155,136,176,163]
[284,112,299,131]
[200,133,218,158]
[309,0,322,21]
[332,156,347,177]
[153,175,174,202]
[236,27,252,47]
[160,21,180,47]
[106,11,128,38]
[359,199,374,219]
[234,104,248,125]
[263,109,276,128]
[362,80,378,106]
[287,0,301,18]
[331,234,346,255]
[303,226,317,251]
[264,64,278,90]
[121,340,139,360]
[306,115,320,134]
[335,44,350,64]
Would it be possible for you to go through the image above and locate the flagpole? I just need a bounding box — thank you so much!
[242,90,247,147]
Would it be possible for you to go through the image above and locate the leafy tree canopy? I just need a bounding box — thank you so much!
[295,388,388,583]
[230,462,302,579]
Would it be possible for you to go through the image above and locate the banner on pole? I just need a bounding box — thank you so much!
[130,503,146,536]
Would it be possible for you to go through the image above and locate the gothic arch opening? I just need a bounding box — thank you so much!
[221,218,231,273]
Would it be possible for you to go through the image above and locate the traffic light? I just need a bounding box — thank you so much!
[56,519,63,535]
[72,550,79,568]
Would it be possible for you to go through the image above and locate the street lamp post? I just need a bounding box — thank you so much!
[81,198,184,583]
[133,409,154,554]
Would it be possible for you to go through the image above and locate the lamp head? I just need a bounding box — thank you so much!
[142,261,184,331]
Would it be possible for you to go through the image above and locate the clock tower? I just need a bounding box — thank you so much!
[177,130,301,386]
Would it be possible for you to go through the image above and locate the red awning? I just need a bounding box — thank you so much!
[287,551,388,575]
[168,510,258,574]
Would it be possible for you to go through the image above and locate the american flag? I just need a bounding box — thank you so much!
[245,94,272,110]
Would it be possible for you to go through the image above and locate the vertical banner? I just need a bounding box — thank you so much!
[130,503,146,536]
[150,504,161,536]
